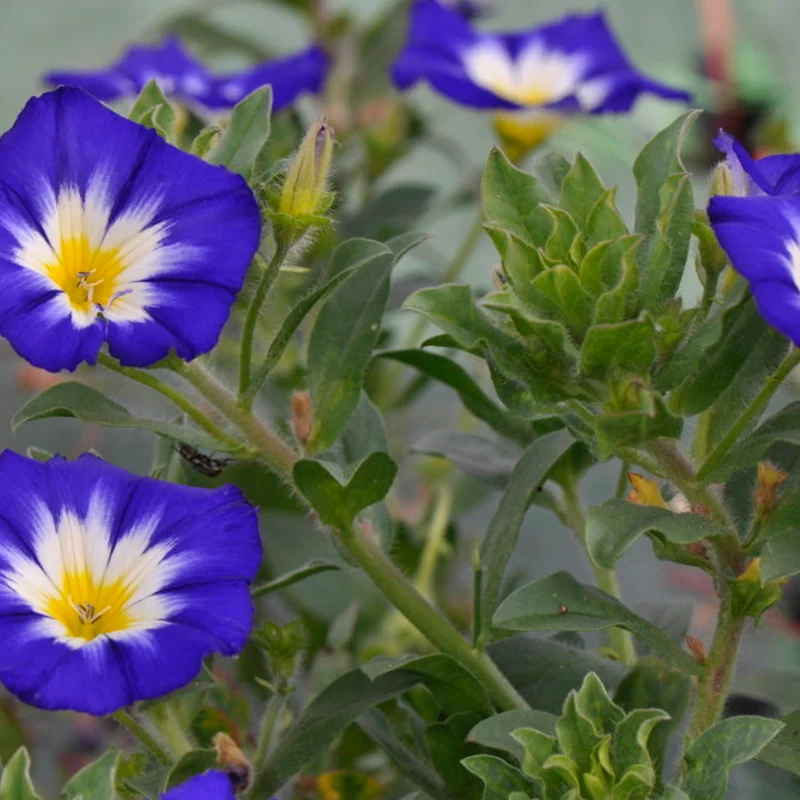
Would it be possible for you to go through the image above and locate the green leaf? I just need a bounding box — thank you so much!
[557,693,603,774]
[307,243,395,451]
[761,531,800,582]
[375,349,532,443]
[425,712,484,798]
[251,668,421,797]
[489,636,627,714]
[482,148,552,248]
[62,750,119,800]
[661,788,690,800]
[404,285,570,403]
[251,559,341,597]
[755,710,800,776]
[585,499,726,569]
[493,572,703,675]
[358,710,453,800]
[293,452,397,530]
[615,658,691,779]
[543,207,581,264]
[580,320,657,379]
[486,228,548,302]
[640,173,694,311]
[129,80,176,141]
[633,111,701,243]
[0,748,41,800]
[612,708,670,775]
[366,654,492,716]
[574,671,624,735]
[468,710,558,763]
[461,755,537,800]
[528,265,593,340]
[559,153,607,232]
[653,314,723,392]
[586,189,629,244]
[682,716,784,800]
[672,298,779,417]
[480,430,574,640]
[190,125,221,158]
[412,430,520,488]
[210,86,272,177]
[12,382,239,453]
[164,750,217,790]
[592,237,641,325]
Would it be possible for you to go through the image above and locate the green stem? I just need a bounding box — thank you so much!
[562,479,637,666]
[251,692,287,780]
[239,248,287,406]
[338,523,528,712]
[111,710,172,766]
[172,361,299,478]
[148,707,194,759]
[614,460,630,499]
[414,482,454,599]
[683,591,745,746]
[98,353,248,454]
[697,348,800,483]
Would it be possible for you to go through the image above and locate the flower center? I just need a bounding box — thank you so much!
[44,570,137,641]
[43,235,129,314]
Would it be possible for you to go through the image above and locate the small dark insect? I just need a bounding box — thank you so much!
[558,604,569,615]
[175,443,233,477]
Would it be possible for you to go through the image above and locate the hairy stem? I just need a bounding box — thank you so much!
[98,353,248,454]
[697,347,800,482]
[239,248,287,406]
[338,523,529,712]
[683,590,745,746]
[111,710,172,766]
[562,479,637,666]
[173,361,299,478]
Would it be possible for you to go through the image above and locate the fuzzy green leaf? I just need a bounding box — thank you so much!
[210,85,272,176]
[0,748,41,800]
[293,452,397,531]
[12,382,239,453]
[493,572,704,675]
[62,750,119,800]
[682,716,783,800]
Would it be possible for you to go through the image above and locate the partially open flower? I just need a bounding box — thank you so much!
[0,451,261,715]
[712,131,800,197]
[0,88,261,371]
[392,1,690,157]
[626,473,667,508]
[45,38,328,115]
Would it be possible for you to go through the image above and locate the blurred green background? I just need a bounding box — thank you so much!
[2,1,800,796]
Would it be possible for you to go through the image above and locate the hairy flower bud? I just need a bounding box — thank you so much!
[709,161,738,197]
[279,118,335,219]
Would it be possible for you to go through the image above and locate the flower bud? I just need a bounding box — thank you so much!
[290,391,313,448]
[252,620,305,682]
[626,473,666,508]
[709,160,738,197]
[754,461,787,519]
[279,118,335,219]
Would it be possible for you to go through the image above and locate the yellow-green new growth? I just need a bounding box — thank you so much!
[279,118,335,218]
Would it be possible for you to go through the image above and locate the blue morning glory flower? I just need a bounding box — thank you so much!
[393,1,690,154]
[0,87,261,372]
[715,131,800,197]
[162,771,236,800]
[44,37,328,114]
[0,451,261,715]
[709,192,800,344]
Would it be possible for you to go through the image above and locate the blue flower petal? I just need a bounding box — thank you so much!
[0,88,260,372]
[708,195,799,288]
[0,452,261,714]
[162,771,236,800]
[392,0,690,113]
[752,281,800,345]
[45,37,326,113]
[208,45,329,111]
